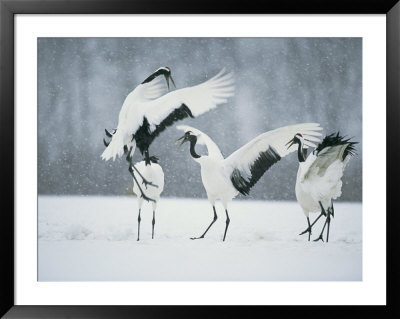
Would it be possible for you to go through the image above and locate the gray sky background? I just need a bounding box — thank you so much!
[38,37,362,201]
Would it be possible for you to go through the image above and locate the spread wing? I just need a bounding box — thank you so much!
[223,123,323,195]
[144,69,234,134]
[118,76,167,125]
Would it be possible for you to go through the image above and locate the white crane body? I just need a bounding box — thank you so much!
[176,123,323,241]
[199,157,239,208]
[296,153,350,217]
[133,161,165,209]
[291,133,357,242]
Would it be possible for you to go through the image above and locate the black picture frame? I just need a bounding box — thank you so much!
[1,0,399,318]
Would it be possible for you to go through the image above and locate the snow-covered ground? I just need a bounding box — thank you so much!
[38,196,362,281]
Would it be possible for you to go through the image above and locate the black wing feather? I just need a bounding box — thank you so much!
[150,103,194,140]
[316,132,357,160]
[134,104,194,154]
[230,146,281,196]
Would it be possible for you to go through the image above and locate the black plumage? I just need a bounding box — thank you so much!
[145,155,160,166]
[134,104,194,155]
[230,146,281,196]
[315,132,357,160]
[150,104,194,141]
[141,67,170,84]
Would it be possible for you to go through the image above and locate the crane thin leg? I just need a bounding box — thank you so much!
[125,146,158,189]
[152,210,156,239]
[132,165,158,189]
[306,217,311,241]
[326,216,331,242]
[222,209,230,241]
[313,218,328,242]
[191,206,218,240]
[326,206,333,242]
[314,203,333,243]
[319,201,327,216]
[299,213,323,236]
[129,165,156,203]
[137,208,141,241]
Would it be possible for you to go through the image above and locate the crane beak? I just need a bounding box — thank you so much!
[105,128,117,137]
[105,128,113,138]
[176,135,187,147]
[170,75,176,88]
[286,138,295,149]
[165,74,176,91]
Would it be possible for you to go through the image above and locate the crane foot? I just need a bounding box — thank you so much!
[190,236,204,240]
[313,235,324,242]
[142,179,159,189]
[299,227,311,236]
[140,193,156,203]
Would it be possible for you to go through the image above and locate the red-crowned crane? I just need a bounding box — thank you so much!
[102,67,234,202]
[287,132,357,242]
[176,123,323,241]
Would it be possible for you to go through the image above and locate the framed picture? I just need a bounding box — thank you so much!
[1,0,398,317]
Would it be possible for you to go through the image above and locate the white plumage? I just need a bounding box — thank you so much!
[102,67,234,203]
[291,132,357,242]
[132,160,165,241]
[176,123,323,241]
[101,67,234,162]
[296,153,348,214]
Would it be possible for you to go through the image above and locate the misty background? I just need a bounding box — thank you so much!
[38,38,362,201]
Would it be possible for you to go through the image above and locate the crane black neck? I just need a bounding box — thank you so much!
[141,68,169,84]
[297,140,306,162]
[188,136,201,159]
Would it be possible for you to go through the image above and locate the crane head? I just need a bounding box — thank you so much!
[164,67,176,90]
[142,66,176,90]
[286,133,304,149]
[176,131,195,147]
[157,66,176,90]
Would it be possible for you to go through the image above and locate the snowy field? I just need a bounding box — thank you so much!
[38,196,362,281]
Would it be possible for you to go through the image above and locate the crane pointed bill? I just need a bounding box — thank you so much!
[170,75,176,88]
[105,129,113,138]
[105,128,117,137]
[286,138,295,149]
[176,135,187,147]
[165,74,176,90]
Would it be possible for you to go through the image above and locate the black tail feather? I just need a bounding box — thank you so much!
[316,132,358,160]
